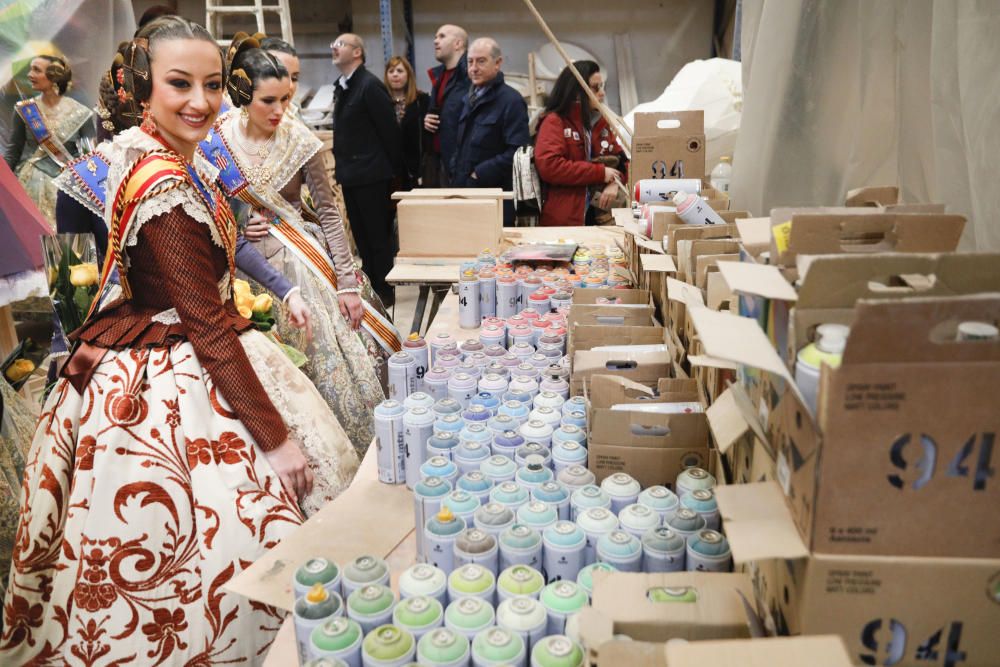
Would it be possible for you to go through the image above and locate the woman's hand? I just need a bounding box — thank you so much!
[603,166,622,184]
[338,292,364,331]
[598,182,619,210]
[264,437,314,504]
[244,210,271,241]
[285,290,313,341]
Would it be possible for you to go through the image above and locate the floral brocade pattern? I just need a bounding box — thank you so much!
[0,333,319,665]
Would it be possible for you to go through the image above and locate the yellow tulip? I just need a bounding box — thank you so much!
[69,263,99,287]
[252,293,273,313]
[233,279,252,300]
[237,304,253,319]
[5,358,35,382]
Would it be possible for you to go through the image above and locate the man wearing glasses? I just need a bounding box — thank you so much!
[331,34,403,306]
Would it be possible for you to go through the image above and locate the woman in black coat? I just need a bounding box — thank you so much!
[384,56,429,190]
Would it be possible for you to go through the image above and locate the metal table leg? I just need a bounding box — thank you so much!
[410,285,430,335]
[424,286,450,333]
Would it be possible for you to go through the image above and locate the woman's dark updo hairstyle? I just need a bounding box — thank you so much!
[226,32,288,108]
[105,16,224,131]
[260,37,297,57]
[544,60,601,129]
[38,55,72,95]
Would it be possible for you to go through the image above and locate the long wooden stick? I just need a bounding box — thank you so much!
[521,0,633,159]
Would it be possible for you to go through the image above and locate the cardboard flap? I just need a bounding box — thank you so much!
[633,110,704,134]
[571,325,665,352]
[718,262,798,301]
[735,216,772,248]
[573,287,651,305]
[635,236,666,254]
[687,354,738,371]
[589,406,708,447]
[640,254,677,273]
[665,636,853,666]
[688,308,793,383]
[797,252,1000,308]
[666,277,705,307]
[706,386,751,454]
[665,222,738,255]
[591,374,656,402]
[784,212,966,260]
[569,303,655,327]
[714,482,809,562]
[705,271,734,311]
[845,185,899,207]
[842,293,1000,365]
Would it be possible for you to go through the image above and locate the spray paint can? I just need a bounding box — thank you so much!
[550,442,587,475]
[480,455,518,485]
[455,441,491,476]
[462,404,492,427]
[415,476,453,562]
[447,563,497,606]
[508,342,535,362]
[497,275,519,319]
[486,414,518,438]
[427,432,461,460]
[515,459,555,492]
[504,388,535,406]
[448,373,479,408]
[361,625,416,667]
[600,473,641,514]
[519,275,543,308]
[509,325,535,348]
[633,178,701,203]
[560,411,587,430]
[549,291,572,312]
[421,455,460,486]
[425,507,468,575]
[458,360,483,381]
[499,353,522,371]
[392,595,444,643]
[294,557,342,600]
[444,597,495,641]
[309,616,363,666]
[542,521,587,584]
[433,398,464,419]
[539,582,588,636]
[533,391,565,413]
[404,407,436,490]
[404,333,430,386]
[561,397,588,418]
[416,627,471,667]
[517,421,553,448]
[666,508,707,542]
[497,565,545,602]
[531,482,571,521]
[514,444,552,470]
[637,486,680,524]
[296,584,345,664]
[575,562,617,598]
[497,402,531,428]
[342,555,391,600]
[442,489,482,525]
[569,485,611,521]
[473,502,516,540]
[497,597,548,659]
[537,374,569,396]
[453,528,500,577]
[479,270,497,320]
[399,564,449,608]
[484,343,508,360]
[508,376,539,402]
[493,430,528,462]
[516,500,558,533]
[490,481,530,513]
[642,526,686,572]
[596,530,642,572]
[347,584,397,636]
[498,523,544,572]
[479,325,505,352]
[530,636,584,667]
[434,414,465,437]
[679,488,721,531]
[404,391,435,413]
[388,352,418,402]
[429,333,457,366]
[685,529,732,572]
[672,191,727,226]
[576,507,619,565]
[527,406,561,430]
[460,270,482,329]
[471,627,526,667]
[374,400,406,485]
[436,353,462,371]
[550,424,585,450]
[557,466,595,492]
[618,503,661,540]
[527,290,551,316]
[674,467,716,500]
[457,471,494,506]
[478,373,509,401]
[459,339,485,360]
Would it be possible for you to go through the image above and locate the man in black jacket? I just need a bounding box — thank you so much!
[332,33,403,305]
[451,37,530,226]
[423,24,468,187]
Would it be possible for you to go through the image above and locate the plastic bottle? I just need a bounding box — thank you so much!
[795,327,848,415]
[672,191,726,226]
[710,156,732,193]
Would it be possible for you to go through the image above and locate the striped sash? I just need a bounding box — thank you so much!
[15,99,74,167]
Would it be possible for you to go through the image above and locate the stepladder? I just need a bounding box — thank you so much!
[205,0,294,45]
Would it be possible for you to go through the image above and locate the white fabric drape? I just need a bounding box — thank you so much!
[732,0,1000,251]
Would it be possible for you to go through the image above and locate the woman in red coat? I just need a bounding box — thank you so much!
[534,60,622,226]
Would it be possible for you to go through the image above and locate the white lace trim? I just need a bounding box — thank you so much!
[152,308,180,325]
[217,109,322,193]
[121,181,222,251]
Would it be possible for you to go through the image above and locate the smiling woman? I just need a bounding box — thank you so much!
[1,15,359,666]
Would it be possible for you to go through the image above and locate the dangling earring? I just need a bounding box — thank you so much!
[240,105,249,122]
[141,103,157,134]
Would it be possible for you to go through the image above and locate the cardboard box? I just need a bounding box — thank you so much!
[571,348,672,397]
[655,211,747,248]
[639,253,678,320]
[845,185,900,207]
[569,303,656,328]
[570,324,665,356]
[586,375,708,487]
[665,220,740,256]
[665,277,705,352]
[692,295,1000,559]
[769,208,966,270]
[629,111,706,198]
[572,287,651,305]
[665,636,853,667]
[717,483,1000,667]
[707,384,769,486]
[395,189,505,257]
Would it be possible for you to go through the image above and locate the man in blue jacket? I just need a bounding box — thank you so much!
[423,24,468,187]
[450,37,530,226]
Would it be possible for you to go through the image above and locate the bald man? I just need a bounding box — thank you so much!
[451,38,529,225]
[422,24,469,186]
[332,32,403,305]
